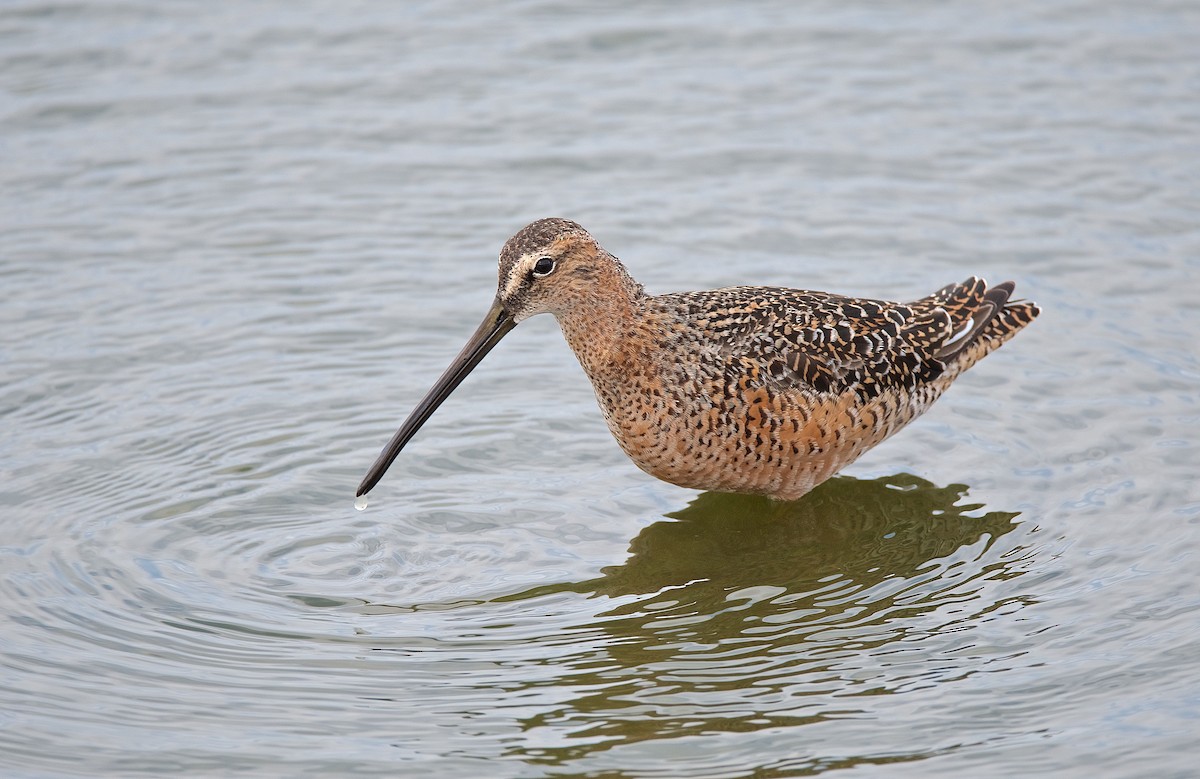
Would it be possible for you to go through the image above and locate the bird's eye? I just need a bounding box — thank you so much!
[532,257,556,277]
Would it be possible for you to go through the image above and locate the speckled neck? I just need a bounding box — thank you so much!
[553,256,647,379]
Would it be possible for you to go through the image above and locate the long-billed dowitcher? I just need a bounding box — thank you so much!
[357,218,1039,501]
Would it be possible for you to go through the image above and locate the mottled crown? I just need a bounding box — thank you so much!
[499,218,590,270]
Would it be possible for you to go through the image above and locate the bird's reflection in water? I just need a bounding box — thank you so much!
[492,474,1029,768]
[510,472,1020,613]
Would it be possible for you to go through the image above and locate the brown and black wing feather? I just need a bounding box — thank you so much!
[668,277,1030,399]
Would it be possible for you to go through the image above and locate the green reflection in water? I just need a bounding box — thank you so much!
[497,474,1028,771]
[510,473,1019,605]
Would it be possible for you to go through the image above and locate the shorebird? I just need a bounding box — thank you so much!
[357,218,1039,501]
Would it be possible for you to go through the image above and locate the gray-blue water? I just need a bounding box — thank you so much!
[4,2,1199,777]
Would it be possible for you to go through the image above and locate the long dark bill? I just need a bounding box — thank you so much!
[356,297,515,497]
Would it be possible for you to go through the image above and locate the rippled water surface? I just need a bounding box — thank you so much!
[4,1,1200,777]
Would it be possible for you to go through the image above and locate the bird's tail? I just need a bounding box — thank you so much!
[922,277,1041,374]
